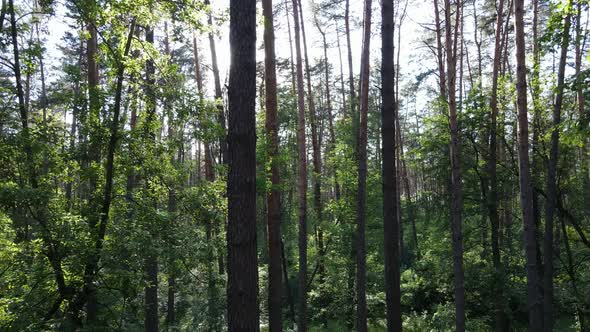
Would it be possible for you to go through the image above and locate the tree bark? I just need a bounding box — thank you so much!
[488,0,507,329]
[356,0,372,330]
[205,0,228,166]
[143,25,159,332]
[443,0,465,330]
[227,0,259,330]
[292,0,308,330]
[433,0,447,99]
[514,0,543,329]
[263,0,283,330]
[543,10,571,332]
[345,0,356,118]
[297,0,324,289]
[382,0,402,330]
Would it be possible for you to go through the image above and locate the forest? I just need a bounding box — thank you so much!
[0,0,589,330]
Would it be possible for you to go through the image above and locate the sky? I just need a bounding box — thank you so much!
[42,0,431,97]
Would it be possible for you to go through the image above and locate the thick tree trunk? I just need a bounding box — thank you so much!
[543,11,571,332]
[263,0,283,330]
[292,0,308,330]
[443,0,465,330]
[356,0,372,330]
[514,0,543,329]
[382,0,402,330]
[227,0,259,330]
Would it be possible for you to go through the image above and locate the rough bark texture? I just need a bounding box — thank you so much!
[292,0,308,330]
[443,0,465,330]
[144,25,159,332]
[488,0,507,329]
[355,0,372,330]
[514,0,543,329]
[227,0,259,330]
[543,11,571,332]
[263,0,283,330]
[382,0,402,330]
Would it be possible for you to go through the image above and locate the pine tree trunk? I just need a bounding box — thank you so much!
[297,0,324,289]
[514,0,543,329]
[144,24,159,332]
[543,11,571,332]
[443,0,465,329]
[345,0,356,118]
[355,0,372,330]
[263,0,283,330]
[205,0,227,166]
[382,0,402,330]
[227,0,259,329]
[488,0,507,329]
[292,0,308,330]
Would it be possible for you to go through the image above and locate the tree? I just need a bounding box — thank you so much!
[488,0,507,329]
[443,0,465,329]
[226,0,259,330]
[291,0,308,330]
[514,0,543,329]
[543,6,572,331]
[355,0,372,330]
[381,0,402,330]
[262,0,283,330]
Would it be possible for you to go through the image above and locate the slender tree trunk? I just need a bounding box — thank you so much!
[344,1,357,322]
[443,0,465,330]
[488,0,507,329]
[281,239,297,326]
[345,0,356,118]
[144,24,159,332]
[292,0,308,330]
[514,0,543,329]
[356,0,372,330]
[84,8,101,322]
[530,0,544,287]
[163,22,177,329]
[298,0,324,289]
[543,10,571,332]
[315,21,341,202]
[205,0,227,166]
[382,0,402,330]
[560,214,588,331]
[263,0,283,330]
[227,0,259,329]
[433,0,447,99]
[69,19,136,325]
[284,0,296,94]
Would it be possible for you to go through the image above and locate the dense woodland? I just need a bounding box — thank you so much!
[0,0,589,330]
